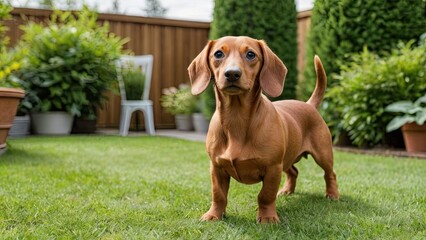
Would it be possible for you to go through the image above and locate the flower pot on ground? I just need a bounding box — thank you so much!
[161,84,197,131]
[0,88,25,151]
[192,113,209,133]
[401,123,426,152]
[175,114,194,131]
[9,114,30,137]
[71,116,97,134]
[385,94,426,153]
[31,112,74,135]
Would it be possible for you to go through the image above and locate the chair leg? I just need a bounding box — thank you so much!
[119,107,126,135]
[121,107,132,136]
[144,106,156,135]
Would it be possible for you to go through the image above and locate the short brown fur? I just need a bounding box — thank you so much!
[188,36,339,224]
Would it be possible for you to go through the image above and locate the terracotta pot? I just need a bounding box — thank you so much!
[0,88,25,151]
[401,122,426,153]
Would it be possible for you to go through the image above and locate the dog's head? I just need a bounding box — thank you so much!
[188,36,287,97]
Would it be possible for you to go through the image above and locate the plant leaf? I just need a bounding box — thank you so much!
[414,94,426,105]
[416,109,426,125]
[386,116,415,132]
[385,101,413,113]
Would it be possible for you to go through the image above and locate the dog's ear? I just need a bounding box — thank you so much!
[188,41,213,95]
[258,40,287,97]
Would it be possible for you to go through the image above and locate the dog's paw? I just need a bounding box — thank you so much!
[277,189,294,196]
[200,212,223,221]
[325,192,340,200]
[256,215,281,224]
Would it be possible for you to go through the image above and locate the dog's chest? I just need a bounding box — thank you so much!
[210,142,269,184]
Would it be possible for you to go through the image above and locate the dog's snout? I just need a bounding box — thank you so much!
[224,67,242,82]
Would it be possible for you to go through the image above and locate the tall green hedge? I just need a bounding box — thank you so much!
[202,0,297,117]
[300,0,426,100]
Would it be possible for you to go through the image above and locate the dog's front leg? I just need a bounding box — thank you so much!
[201,164,230,221]
[257,166,282,224]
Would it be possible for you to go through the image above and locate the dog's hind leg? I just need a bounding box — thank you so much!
[311,146,339,200]
[277,165,299,196]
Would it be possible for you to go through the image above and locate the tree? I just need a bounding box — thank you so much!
[300,0,426,100]
[143,0,167,17]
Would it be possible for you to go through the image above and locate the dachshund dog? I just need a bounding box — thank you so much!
[188,36,339,224]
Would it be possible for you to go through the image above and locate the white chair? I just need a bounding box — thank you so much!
[117,55,155,136]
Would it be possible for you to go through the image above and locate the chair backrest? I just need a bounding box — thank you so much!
[117,55,154,101]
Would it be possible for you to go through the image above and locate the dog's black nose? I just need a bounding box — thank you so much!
[224,67,241,82]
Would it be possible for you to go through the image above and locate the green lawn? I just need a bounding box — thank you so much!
[0,136,425,239]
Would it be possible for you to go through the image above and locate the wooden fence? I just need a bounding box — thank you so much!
[5,8,311,129]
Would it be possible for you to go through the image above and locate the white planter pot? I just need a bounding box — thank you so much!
[9,115,31,137]
[31,112,74,135]
[175,114,194,131]
[192,113,209,133]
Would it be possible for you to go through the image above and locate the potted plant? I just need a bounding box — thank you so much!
[192,96,210,133]
[0,2,25,153]
[16,8,127,135]
[385,93,426,153]
[161,84,197,131]
[120,63,146,131]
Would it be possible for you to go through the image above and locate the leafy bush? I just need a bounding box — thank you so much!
[0,2,21,88]
[16,7,127,118]
[0,1,10,50]
[301,0,426,100]
[161,85,197,115]
[327,41,426,147]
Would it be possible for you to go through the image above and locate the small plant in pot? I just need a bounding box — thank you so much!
[385,94,426,153]
[120,63,146,130]
[192,96,210,133]
[0,2,25,153]
[161,84,197,131]
[16,7,127,135]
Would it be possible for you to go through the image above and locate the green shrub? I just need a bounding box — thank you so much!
[0,1,11,50]
[0,2,21,88]
[16,7,127,118]
[301,0,426,100]
[327,41,426,147]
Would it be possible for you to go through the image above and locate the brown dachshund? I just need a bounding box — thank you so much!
[188,36,339,224]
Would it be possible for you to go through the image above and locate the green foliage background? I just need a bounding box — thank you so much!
[300,0,426,100]
[327,42,426,147]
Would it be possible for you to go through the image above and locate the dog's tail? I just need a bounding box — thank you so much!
[307,55,327,109]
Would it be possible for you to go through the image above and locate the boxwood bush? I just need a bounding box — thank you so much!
[327,40,426,147]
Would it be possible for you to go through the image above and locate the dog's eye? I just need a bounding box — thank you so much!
[246,51,256,60]
[214,50,225,59]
